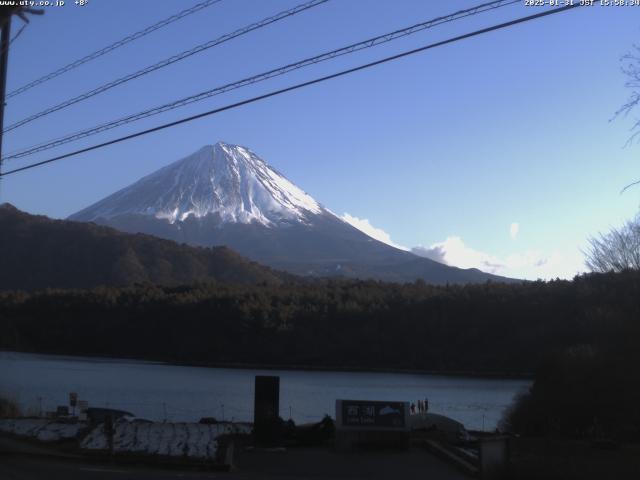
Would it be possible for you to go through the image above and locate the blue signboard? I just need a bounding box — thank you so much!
[337,400,408,430]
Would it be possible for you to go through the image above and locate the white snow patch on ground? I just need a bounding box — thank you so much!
[80,420,251,460]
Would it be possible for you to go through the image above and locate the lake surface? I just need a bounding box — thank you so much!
[0,351,530,431]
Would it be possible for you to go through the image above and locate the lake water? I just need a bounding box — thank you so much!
[0,351,530,431]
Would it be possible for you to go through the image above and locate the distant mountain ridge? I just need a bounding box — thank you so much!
[0,203,288,291]
[70,141,516,285]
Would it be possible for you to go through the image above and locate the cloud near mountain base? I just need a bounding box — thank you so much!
[341,213,408,251]
[412,236,584,281]
[341,214,584,280]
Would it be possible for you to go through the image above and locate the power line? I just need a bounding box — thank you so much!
[9,22,26,44]
[4,0,520,162]
[2,0,329,134]
[0,3,581,178]
[6,0,224,100]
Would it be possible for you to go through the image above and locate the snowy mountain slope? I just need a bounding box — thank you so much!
[71,142,323,226]
[70,142,515,284]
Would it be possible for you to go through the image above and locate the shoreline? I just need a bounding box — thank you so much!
[0,349,534,380]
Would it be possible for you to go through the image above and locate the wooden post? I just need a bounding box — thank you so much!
[0,14,11,188]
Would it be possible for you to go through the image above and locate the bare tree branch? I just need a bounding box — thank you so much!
[614,44,640,192]
[585,216,640,272]
[620,178,640,194]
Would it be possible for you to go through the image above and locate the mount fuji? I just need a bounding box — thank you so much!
[70,142,511,284]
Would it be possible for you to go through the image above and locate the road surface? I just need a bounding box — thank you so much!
[0,448,470,480]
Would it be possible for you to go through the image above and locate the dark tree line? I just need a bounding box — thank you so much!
[1,271,639,378]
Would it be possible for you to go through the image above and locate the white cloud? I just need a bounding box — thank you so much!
[413,237,494,270]
[341,213,408,250]
[412,236,585,280]
[339,214,584,280]
[510,222,519,240]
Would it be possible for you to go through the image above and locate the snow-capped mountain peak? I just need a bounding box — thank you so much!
[69,141,514,284]
[71,141,324,227]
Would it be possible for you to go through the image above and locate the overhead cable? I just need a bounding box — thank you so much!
[4,0,519,161]
[3,0,328,133]
[6,0,225,99]
[0,3,581,178]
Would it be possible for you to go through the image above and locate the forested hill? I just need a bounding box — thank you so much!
[1,271,638,376]
[0,204,289,290]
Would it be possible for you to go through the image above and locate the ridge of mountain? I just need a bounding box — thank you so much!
[0,203,290,291]
[69,142,517,285]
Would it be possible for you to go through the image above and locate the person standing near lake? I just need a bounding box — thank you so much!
[424,397,429,413]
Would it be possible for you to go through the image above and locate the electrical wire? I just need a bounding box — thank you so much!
[6,0,224,99]
[3,0,519,162]
[0,3,581,178]
[2,0,329,134]
[9,22,26,45]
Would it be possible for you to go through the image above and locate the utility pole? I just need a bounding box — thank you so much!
[0,6,43,196]
[0,11,12,190]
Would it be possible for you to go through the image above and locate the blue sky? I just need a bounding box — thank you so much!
[2,0,639,280]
